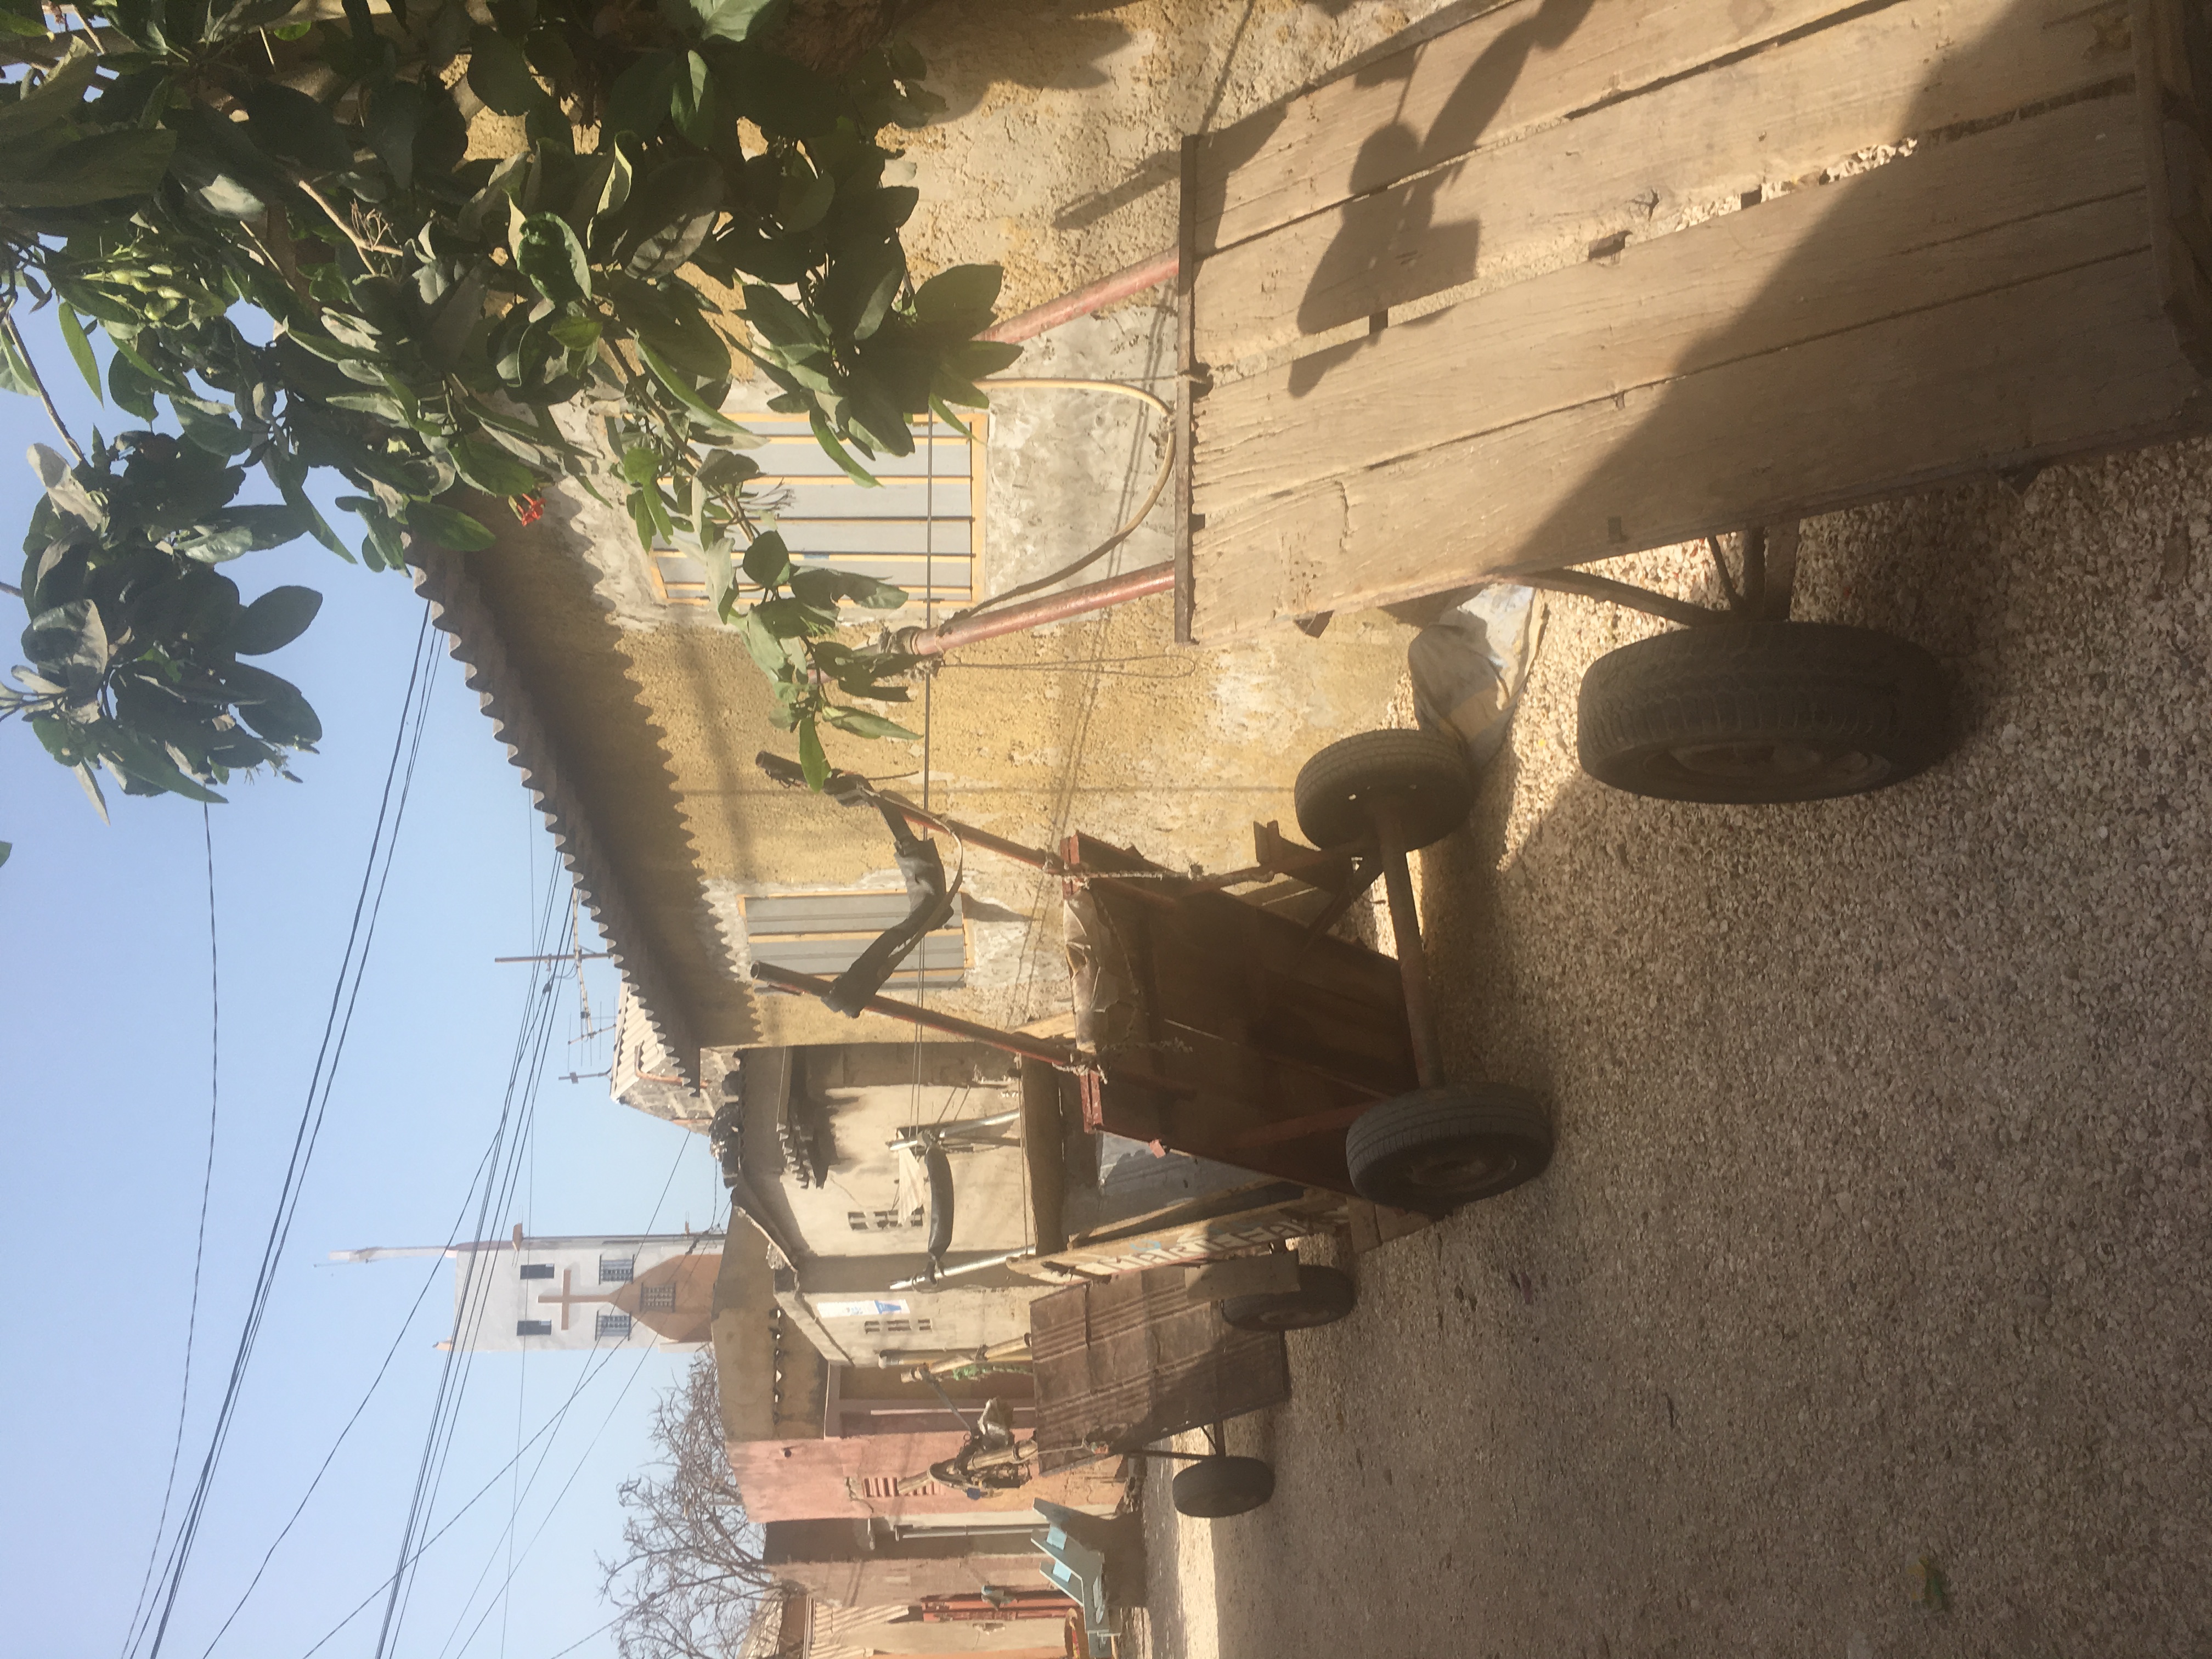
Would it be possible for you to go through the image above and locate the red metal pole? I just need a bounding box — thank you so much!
[980,249,1180,343]
[749,961,1079,1068]
[899,562,1175,657]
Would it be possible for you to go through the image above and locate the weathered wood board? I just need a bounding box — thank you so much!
[1179,0,2212,642]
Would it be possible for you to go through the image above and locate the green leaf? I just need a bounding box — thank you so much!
[177,505,308,561]
[699,535,734,617]
[408,500,497,550]
[230,585,323,654]
[223,662,323,746]
[670,49,715,148]
[635,339,748,433]
[0,842,10,867]
[103,725,227,802]
[0,127,178,208]
[106,353,158,422]
[913,264,1005,334]
[242,82,356,174]
[738,282,820,352]
[614,161,725,278]
[808,409,879,488]
[741,528,791,587]
[599,49,680,145]
[468,27,552,118]
[0,43,97,145]
[54,307,100,403]
[264,450,352,562]
[29,444,103,528]
[619,445,659,486]
[514,211,591,304]
[669,0,785,44]
[172,397,247,455]
[453,436,538,495]
[820,704,919,741]
[21,599,109,704]
[0,325,36,399]
[822,240,904,343]
[797,716,828,790]
[948,338,1024,380]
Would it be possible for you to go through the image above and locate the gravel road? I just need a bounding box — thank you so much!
[1128,443,2212,1658]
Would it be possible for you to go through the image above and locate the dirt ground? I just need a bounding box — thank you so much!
[1116,445,2212,1658]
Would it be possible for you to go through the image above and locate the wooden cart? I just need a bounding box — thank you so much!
[1172,0,2212,641]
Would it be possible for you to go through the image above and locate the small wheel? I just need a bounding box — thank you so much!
[1346,1084,1552,1214]
[1294,729,1473,851]
[1576,620,1949,804]
[1170,1455,1276,1518]
[1218,1265,1356,1332]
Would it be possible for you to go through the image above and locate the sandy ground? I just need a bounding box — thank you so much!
[1121,444,2212,1658]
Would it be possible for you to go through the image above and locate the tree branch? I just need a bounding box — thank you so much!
[4,316,86,465]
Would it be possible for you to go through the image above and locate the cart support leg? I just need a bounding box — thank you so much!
[1370,800,1445,1091]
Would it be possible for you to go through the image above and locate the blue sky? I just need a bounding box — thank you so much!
[1,307,725,1659]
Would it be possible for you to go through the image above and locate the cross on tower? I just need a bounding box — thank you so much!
[535,1267,623,1329]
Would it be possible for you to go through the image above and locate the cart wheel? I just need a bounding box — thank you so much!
[1171,1455,1276,1518]
[1218,1265,1356,1332]
[1576,621,1949,804]
[1294,729,1474,851]
[1347,1084,1552,1214]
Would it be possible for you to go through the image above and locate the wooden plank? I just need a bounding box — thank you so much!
[1193,0,2137,369]
[1199,0,1870,253]
[1197,94,2146,521]
[1190,251,2207,638]
[2137,0,2212,373]
[1175,133,1200,645]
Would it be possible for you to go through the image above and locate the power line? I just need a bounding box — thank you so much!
[131,606,441,1659]
[122,806,224,1651]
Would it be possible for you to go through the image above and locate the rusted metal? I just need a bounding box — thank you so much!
[979,249,1179,345]
[1515,567,1730,627]
[748,962,1078,1068]
[1370,799,1444,1091]
[896,562,1175,657]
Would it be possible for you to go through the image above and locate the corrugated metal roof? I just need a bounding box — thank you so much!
[410,544,702,1085]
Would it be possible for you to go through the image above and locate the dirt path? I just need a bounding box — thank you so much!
[1130,447,2212,1658]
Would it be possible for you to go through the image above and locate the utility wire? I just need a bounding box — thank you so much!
[131,606,439,1659]
[122,806,223,1651]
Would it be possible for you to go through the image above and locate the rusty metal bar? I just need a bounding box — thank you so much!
[1370,800,1445,1092]
[1515,567,1730,627]
[898,562,1175,656]
[873,793,1066,873]
[980,249,1180,344]
[749,962,1077,1068]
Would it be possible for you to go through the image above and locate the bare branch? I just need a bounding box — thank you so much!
[3,316,87,466]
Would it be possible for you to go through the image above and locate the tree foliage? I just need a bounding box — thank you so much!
[0,0,1014,808]
[603,1353,778,1659]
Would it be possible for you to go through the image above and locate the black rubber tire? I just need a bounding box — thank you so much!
[922,1146,955,1259]
[1218,1265,1357,1333]
[1294,729,1474,851]
[1170,1455,1276,1518]
[1576,621,1949,804]
[1346,1084,1553,1214]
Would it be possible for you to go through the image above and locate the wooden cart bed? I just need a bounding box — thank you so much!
[1175,0,2212,641]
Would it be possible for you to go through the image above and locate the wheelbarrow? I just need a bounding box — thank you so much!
[751,730,1551,1221]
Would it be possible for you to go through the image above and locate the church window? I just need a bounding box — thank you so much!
[597,1256,634,1284]
[596,1311,633,1339]
[641,1283,677,1312]
[515,1320,552,1337]
[518,1263,555,1280]
[740,891,968,990]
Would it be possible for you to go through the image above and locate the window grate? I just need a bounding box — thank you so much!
[743,891,967,989]
[596,1311,633,1339]
[641,1283,677,1312]
[517,1263,555,1280]
[516,1319,552,1338]
[645,411,986,616]
[597,1257,634,1284]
